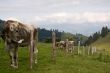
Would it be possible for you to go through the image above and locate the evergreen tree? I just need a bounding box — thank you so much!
[92,32,100,42]
[101,26,109,37]
[85,26,110,45]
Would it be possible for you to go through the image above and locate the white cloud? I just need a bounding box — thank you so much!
[35,12,110,24]
[0,0,110,35]
[6,17,21,22]
[83,12,110,22]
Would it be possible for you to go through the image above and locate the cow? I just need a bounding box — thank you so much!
[67,41,74,53]
[1,20,38,69]
[56,40,74,53]
[56,41,66,50]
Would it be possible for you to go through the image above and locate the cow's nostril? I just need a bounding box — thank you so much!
[16,30,18,32]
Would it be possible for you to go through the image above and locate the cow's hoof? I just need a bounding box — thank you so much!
[10,64,18,69]
[10,64,14,67]
[35,60,37,64]
[13,66,18,69]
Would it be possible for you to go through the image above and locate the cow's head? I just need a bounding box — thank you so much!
[6,20,19,31]
[4,20,21,43]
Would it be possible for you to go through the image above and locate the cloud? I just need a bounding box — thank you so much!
[83,12,110,23]
[0,0,110,36]
[35,12,110,24]
[6,17,22,22]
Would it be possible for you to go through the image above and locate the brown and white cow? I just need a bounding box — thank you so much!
[1,20,38,69]
[56,40,74,53]
[56,41,66,49]
[67,41,74,53]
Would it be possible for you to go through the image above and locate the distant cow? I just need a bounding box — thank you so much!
[56,40,74,53]
[67,41,74,53]
[1,20,38,69]
[56,41,66,49]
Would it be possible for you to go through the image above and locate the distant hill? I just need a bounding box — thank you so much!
[61,32,75,41]
[38,28,62,42]
[91,33,110,51]
[75,33,88,45]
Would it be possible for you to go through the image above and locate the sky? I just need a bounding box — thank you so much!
[0,0,110,36]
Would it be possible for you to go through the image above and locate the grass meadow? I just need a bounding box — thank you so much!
[0,41,110,73]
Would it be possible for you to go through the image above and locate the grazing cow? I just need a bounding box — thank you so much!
[1,20,38,69]
[67,41,74,53]
[56,40,74,53]
[56,41,66,49]
[55,42,60,48]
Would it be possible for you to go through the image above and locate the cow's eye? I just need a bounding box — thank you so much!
[10,26,13,31]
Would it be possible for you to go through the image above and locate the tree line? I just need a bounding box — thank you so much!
[85,26,110,45]
[38,28,62,42]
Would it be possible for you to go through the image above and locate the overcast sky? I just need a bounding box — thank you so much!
[0,0,110,36]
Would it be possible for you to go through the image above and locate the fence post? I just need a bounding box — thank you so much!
[29,30,34,69]
[88,46,90,55]
[78,41,80,55]
[91,47,95,55]
[52,31,56,63]
[83,46,85,55]
[94,47,97,53]
[66,39,69,53]
[72,41,75,53]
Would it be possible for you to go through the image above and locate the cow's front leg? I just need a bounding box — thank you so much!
[8,48,15,68]
[13,47,18,68]
[70,47,73,53]
[5,42,14,68]
[8,46,18,68]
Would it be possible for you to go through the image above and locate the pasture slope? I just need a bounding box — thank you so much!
[92,33,110,51]
[0,41,110,73]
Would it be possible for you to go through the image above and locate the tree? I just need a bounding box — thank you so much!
[85,26,110,46]
[92,32,100,42]
[0,19,5,33]
[101,26,109,37]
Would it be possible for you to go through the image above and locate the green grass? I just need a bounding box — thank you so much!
[0,42,110,73]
